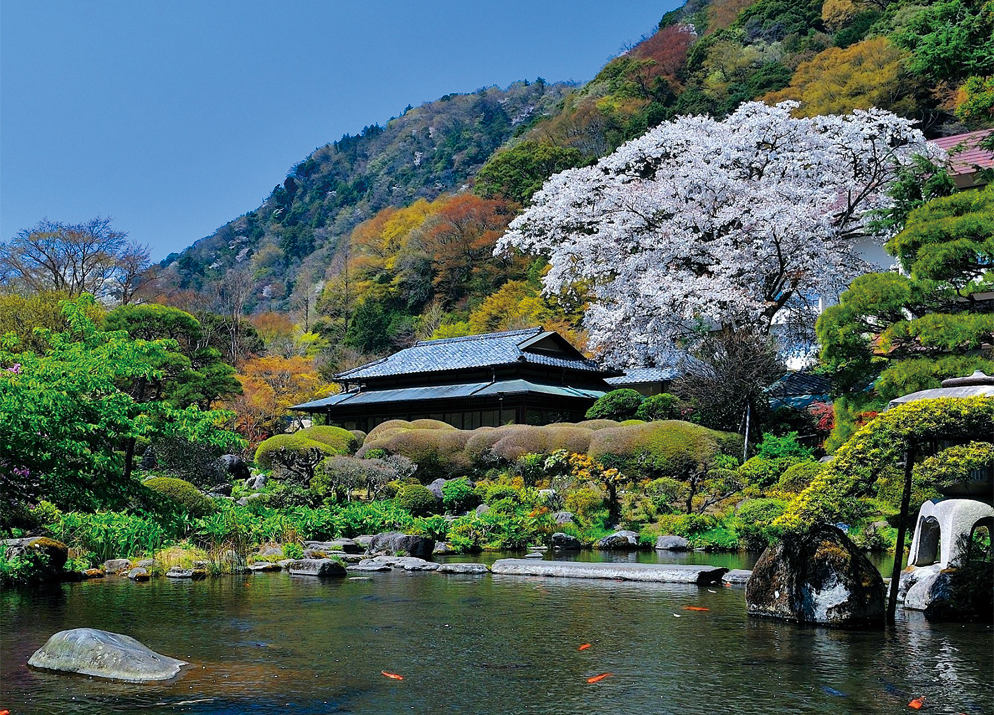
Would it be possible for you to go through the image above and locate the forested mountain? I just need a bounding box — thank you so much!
[156,0,993,368]
[158,81,569,311]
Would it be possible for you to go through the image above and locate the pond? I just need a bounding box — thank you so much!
[2,552,991,715]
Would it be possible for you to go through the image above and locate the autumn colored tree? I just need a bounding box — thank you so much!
[767,37,920,118]
[418,194,517,305]
[227,355,327,443]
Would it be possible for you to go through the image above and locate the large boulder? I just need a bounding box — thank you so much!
[28,628,187,682]
[655,535,689,551]
[288,559,347,577]
[433,541,458,555]
[368,532,435,559]
[745,524,885,628]
[437,562,489,574]
[551,532,581,551]
[219,454,251,482]
[553,511,575,525]
[3,537,69,581]
[898,564,942,603]
[596,530,640,550]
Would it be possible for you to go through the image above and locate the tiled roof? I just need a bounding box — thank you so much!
[932,130,994,176]
[335,327,609,380]
[290,379,606,412]
[605,367,679,386]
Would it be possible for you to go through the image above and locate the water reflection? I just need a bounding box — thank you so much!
[2,554,991,715]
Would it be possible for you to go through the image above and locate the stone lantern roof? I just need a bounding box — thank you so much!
[886,370,994,410]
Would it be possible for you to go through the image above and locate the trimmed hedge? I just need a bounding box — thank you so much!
[359,425,471,481]
[143,477,213,517]
[588,420,739,478]
[299,425,360,454]
[773,461,824,495]
[635,393,681,421]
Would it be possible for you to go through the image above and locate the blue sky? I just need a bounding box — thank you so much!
[1,1,677,260]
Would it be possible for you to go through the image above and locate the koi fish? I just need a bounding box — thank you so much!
[578,643,591,651]
[708,589,717,593]
[908,696,925,709]
[821,686,847,697]
[672,613,682,617]
[1,710,10,715]
[682,606,710,612]
[382,671,404,680]
[587,673,613,683]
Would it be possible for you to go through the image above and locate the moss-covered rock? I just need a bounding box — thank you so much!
[745,524,885,627]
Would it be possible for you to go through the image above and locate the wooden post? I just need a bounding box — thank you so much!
[887,444,916,623]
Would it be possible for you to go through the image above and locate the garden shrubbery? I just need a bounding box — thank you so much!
[143,477,214,517]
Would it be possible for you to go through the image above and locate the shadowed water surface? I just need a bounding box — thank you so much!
[1,552,991,715]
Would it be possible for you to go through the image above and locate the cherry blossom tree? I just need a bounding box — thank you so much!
[497,101,939,366]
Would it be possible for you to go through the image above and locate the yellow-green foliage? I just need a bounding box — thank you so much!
[913,441,994,492]
[298,425,360,454]
[143,477,214,517]
[576,419,621,431]
[778,397,994,532]
[360,424,471,480]
[254,433,338,468]
[772,461,824,496]
[588,420,740,478]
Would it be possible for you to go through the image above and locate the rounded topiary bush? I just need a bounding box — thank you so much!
[360,426,471,481]
[585,389,644,420]
[490,425,548,463]
[738,456,803,489]
[143,477,214,516]
[299,425,360,454]
[255,433,338,483]
[542,424,594,454]
[396,484,437,516]
[635,393,681,421]
[409,419,457,431]
[575,419,622,431]
[774,461,824,495]
[366,420,415,441]
[588,420,728,478]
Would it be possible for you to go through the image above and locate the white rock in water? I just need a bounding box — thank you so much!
[28,628,187,682]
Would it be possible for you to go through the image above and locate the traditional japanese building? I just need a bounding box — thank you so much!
[291,327,621,432]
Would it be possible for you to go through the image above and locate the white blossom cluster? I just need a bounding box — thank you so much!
[497,101,940,366]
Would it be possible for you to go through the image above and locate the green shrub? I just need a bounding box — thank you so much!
[576,419,622,430]
[589,420,732,479]
[396,484,437,516]
[565,487,605,519]
[586,389,644,420]
[49,511,169,562]
[299,425,360,455]
[143,477,214,517]
[737,498,787,525]
[913,441,994,494]
[756,432,813,461]
[739,456,803,489]
[542,424,594,454]
[31,500,61,526]
[255,433,338,483]
[644,477,684,514]
[360,426,471,480]
[349,429,367,445]
[263,482,315,509]
[635,393,681,421]
[774,461,824,495]
[364,448,388,460]
[441,477,479,513]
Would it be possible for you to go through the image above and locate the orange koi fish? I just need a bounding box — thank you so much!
[682,606,710,612]
[382,671,404,680]
[908,696,925,709]
[578,643,592,651]
[587,673,613,683]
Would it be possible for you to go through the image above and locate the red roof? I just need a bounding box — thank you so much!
[931,130,994,176]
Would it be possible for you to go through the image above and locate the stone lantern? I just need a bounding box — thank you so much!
[885,371,994,618]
